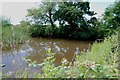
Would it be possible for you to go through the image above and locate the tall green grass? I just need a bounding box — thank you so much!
[1,26,29,50]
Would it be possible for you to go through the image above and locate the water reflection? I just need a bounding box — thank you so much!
[28,38,92,66]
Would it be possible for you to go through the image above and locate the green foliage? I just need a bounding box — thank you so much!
[54,2,97,30]
[27,2,99,40]
[27,2,119,40]
[20,20,30,27]
[104,2,120,28]
[98,2,120,38]
[27,2,56,28]
[29,25,52,37]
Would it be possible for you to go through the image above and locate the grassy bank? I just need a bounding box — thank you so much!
[1,26,29,50]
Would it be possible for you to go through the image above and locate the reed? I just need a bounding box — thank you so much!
[1,26,29,50]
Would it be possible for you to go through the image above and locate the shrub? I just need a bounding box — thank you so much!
[29,25,52,37]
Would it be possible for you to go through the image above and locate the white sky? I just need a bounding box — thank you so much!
[2,2,39,24]
[90,2,113,17]
[1,1,114,25]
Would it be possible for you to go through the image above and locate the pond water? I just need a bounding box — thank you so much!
[2,37,92,76]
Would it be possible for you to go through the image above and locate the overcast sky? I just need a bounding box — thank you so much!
[1,1,114,25]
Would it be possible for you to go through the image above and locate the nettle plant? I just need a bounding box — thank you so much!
[24,48,69,78]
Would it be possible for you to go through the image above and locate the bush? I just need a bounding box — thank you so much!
[29,24,100,40]
[29,25,52,37]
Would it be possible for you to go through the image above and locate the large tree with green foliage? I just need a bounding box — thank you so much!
[27,2,57,29]
[54,2,97,31]
[27,1,98,39]
[53,2,98,39]
[98,1,120,37]
[103,2,120,28]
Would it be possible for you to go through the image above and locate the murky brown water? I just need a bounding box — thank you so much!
[2,37,92,75]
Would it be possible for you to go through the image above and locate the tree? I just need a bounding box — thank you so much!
[27,1,99,39]
[103,2,120,29]
[27,2,57,30]
[53,2,97,31]
[53,1,98,39]
[98,1,120,37]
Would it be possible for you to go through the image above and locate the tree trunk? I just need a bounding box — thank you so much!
[48,10,55,38]
[49,10,55,30]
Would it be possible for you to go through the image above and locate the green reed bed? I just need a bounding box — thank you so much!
[1,26,29,50]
